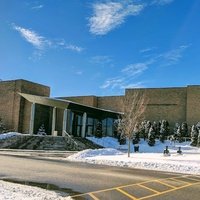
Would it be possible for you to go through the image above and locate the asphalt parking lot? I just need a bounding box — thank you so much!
[71,174,200,200]
[0,152,199,200]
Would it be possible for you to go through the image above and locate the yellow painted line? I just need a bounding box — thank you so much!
[139,182,200,200]
[155,180,177,189]
[184,176,200,182]
[171,177,191,184]
[138,184,160,194]
[71,175,191,198]
[116,188,138,200]
[89,193,100,200]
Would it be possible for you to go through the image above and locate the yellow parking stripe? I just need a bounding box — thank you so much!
[171,177,191,184]
[155,180,177,189]
[139,182,198,200]
[184,176,200,182]
[138,184,160,194]
[116,188,138,200]
[71,175,200,199]
[89,193,100,200]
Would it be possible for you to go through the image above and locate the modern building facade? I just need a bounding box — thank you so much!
[0,79,200,137]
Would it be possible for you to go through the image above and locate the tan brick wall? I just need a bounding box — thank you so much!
[97,96,124,112]
[1,79,200,135]
[186,86,200,125]
[0,81,16,131]
[18,80,50,133]
[59,96,98,107]
[125,87,187,128]
[0,79,50,133]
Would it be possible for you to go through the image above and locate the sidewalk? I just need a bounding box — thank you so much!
[0,149,77,158]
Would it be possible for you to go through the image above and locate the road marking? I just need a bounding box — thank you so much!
[183,176,200,182]
[116,188,138,200]
[89,193,100,200]
[71,175,200,199]
[171,177,191,184]
[138,184,160,194]
[155,180,177,189]
[139,182,199,200]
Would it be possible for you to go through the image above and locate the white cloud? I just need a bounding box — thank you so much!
[122,62,148,76]
[140,47,157,53]
[89,1,145,35]
[90,56,113,67]
[158,45,190,66]
[100,45,190,91]
[120,82,144,89]
[28,50,43,61]
[152,0,174,6]
[13,24,84,58]
[65,44,84,52]
[55,39,84,52]
[100,77,124,89]
[13,24,49,50]
[100,61,150,90]
[31,5,44,10]
[75,70,83,75]
[88,0,176,35]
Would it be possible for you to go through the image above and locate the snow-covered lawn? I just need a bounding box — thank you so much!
[0,180,73,200]
[0,132,21,140]
[67,137,200,175]
[0,132,74,200]
[1,133,200,199]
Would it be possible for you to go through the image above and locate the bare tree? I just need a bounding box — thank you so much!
[118,90,147,157]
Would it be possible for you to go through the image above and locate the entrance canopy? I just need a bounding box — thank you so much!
[19,92,123,118]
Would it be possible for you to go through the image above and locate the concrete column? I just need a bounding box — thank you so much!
[62,109,68,137]
[29,103,35,135]
[51,107,56,136]
[70,112,74,134]
[81,112,87,138]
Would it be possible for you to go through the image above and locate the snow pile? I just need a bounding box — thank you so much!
[69,148,122,161]
[0,180,73,200]
[0,132,21,140]
[68,137,200,175]
[87,136,200,154]
[87,136,120,148]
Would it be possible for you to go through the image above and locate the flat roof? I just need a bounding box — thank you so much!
[19,92,123,118]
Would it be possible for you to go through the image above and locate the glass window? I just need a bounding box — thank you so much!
[86,126,93,136]
[87,117,94,125]
[107,118,114,136]
[102,118,107,136]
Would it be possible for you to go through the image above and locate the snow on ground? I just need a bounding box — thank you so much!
[67,137,200,175]
[0,180,73,200]
[0,132,74,200]
[0,132,21,140]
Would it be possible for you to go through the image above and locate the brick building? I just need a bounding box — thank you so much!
[0,79,200,137]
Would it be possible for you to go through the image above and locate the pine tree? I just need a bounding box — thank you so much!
[0,117,6,134]
[145,121,151,141]
[190,125,198,146]
[181,122,188,137]
[95,120,102,138]
[197,132,200,147]
[132,124,140,144]
[176,126,183,142]
[148,126,155,146]
[37,124,46,135]
[159,120,169,143]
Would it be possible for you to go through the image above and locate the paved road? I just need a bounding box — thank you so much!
[0,154,200,200]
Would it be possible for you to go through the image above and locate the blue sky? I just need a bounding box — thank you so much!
[0,0,200,97]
